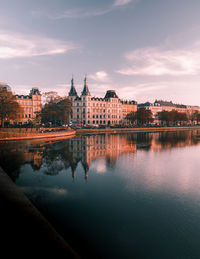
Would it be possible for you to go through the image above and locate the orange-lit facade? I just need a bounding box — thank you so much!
[68,77,137,126]
[15,88,42,124]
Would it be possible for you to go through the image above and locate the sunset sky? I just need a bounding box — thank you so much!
[1,0,200,105]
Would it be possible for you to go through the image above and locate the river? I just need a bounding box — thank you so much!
[1,130,200,258]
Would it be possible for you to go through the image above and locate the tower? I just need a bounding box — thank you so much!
[68,76,78,100]
[81,76,91,96]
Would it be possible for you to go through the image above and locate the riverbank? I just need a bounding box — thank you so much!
[1,126,199,141]
[0,129,76,141]
[0,166,79,258]
[77,126,200,135]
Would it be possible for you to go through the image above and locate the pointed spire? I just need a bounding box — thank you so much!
[71,163,77,179]
[69,76,78,96]
[81,75,91,96]
[81,161,89,180]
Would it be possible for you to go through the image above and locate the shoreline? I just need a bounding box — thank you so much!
[0,130,76,141]
[77,126,200,135]
[0,166,80,258]
[0,126,200,141]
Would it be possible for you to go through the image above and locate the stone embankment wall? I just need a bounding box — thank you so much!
[0,128,76,141]
[77,126,200,135]
[0,167,79,258]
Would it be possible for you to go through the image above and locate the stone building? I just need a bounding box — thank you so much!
[68,77,137,126]
[138,100,200,124]
[15,88,42,124]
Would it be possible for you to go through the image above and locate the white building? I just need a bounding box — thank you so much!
[68,77,137,126]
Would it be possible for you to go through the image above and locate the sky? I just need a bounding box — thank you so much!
[1,0,200,105]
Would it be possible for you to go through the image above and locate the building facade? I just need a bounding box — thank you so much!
[138,100,200,124]
[68,77,137,126]
[15,88,42,124]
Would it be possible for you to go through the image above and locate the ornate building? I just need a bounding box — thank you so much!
[15,88,42,124]
[68,77,137,126]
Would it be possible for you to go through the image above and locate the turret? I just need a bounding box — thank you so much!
[81,76,91,96]
[68,77,78,97]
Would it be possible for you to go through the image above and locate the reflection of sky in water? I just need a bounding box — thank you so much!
[116,146,200,197]
[2,131,200,258]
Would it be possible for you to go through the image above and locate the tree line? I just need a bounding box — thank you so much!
[39,92,72,127]
[125,108,200,126]
[0,88,72,128]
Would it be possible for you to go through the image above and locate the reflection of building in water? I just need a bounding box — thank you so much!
[3,131,200,182]
[17,149,43,171]
[69,134,137,179]
[150,130,199,152]
[0,142,44,181]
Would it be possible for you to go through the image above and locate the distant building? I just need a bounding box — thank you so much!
[138,100,200,124]
[68,76,137,126]
[15,88,42,124]
[0,82,11,91]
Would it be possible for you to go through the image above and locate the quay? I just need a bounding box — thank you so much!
[0,126,200,141]
[0,166,80,258]
[0,128,76,141]
[76,126,200,135]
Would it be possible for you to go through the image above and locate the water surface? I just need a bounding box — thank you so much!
[1,130,200,258]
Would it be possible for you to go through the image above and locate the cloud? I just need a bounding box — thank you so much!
[49,8,112,19]
[46,0,137,19]
[88,71,111,82]
[90,158,107,174]
[113,0,134,7]
[0,31,77,59]
[117,43,200,76]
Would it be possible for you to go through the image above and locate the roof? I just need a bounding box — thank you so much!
[104,90,118,99]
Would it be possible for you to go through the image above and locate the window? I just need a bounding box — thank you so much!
[96,115,98,118]
[77,108,79,112]
[88,120,90,124]
[77,103,79,106]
